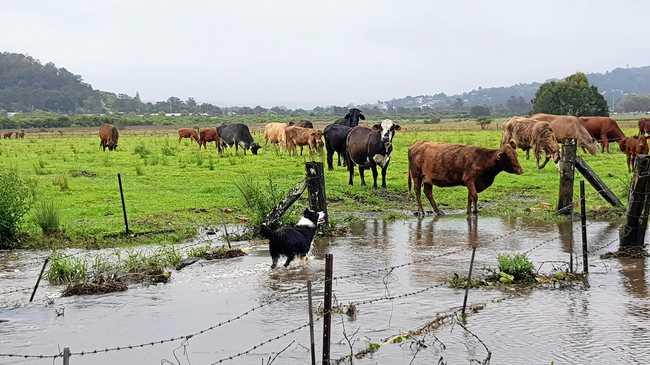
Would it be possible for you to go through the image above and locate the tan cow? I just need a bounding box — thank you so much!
[263,122,289,148]
[500,117,560,169]
[530,113,598,155]
[284,126,323,156]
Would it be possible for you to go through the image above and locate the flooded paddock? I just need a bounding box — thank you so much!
[1,216,648,364]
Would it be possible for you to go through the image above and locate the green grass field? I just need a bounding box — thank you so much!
[0,120,638,249]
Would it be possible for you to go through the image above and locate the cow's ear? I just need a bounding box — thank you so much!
[372,124,382,131]
[393,124,401,131]
[344,113,350,120]
[359,113,366,120]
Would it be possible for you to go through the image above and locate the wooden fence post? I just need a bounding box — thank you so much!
[322,254,333,365]
[307,281,316,365]
[29,256,49,302]
[580,180,589,273]
[461,246,477,317]
[62,347,70,365]
[557,139,577,215]
[117,173,129,234]
[305,162,328,227]
[620,155,650,247]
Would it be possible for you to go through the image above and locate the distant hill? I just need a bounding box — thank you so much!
[382,66,650,113]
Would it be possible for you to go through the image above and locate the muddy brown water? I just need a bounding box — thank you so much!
[1,217,648,364]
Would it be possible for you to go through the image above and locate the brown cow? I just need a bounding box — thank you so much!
[198,127,219,149]
[621,136,649,172]
[2,132,12,139]
[284,126,323,156]
[578,116,625,153]
[178,128,199,144]
[15,130,25,139]
[263,122,289,148]
[500,117,560,169]
[408,142,523,215]
[530,113,598,155]
[639,118,650,136]
[99,123,119,151]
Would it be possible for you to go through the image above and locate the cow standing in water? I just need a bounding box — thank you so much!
[346,119,400,192]
[408,142,523,216]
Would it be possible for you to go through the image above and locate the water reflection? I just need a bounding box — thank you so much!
[467,215,479,248]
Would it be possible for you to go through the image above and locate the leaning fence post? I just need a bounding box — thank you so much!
[305,162,329,227]
[461,246,477,317]
[620,155,650,247]
[580,180,589,273]
[117,173,130,234]
[322,254,333,365]
[62,347,70,365]
[29,256,50,302]
[557,139,577,215]
[307,281,316,365]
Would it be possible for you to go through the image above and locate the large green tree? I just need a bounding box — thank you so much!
[532,72,609,116]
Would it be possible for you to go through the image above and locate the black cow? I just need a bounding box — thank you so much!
[216,124,261,155]
[346,119,400,192]
[336,108,365,127]
[323,124,352,170]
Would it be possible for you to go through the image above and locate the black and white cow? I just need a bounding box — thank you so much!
[216,123,261,155]
[345,119,401,192]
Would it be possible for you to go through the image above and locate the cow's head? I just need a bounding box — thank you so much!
[310,130,324,148]
[498,142,523,175]
[372,119,401,144]
[345,108,365,127]
[250,143,261,155]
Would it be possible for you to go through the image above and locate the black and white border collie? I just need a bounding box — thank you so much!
[260,208,326,268]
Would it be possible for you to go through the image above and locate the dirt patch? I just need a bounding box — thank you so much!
[203,248,246,260]
[62,276,127,296]
[601,247,649,259]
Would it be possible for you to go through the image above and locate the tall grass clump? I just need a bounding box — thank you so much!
[33,159,49,175]
[161,143,176,157]
[0,171,31,246]
[52,174,70,192]
[497,254,534,282]
[133,141,151,159]
[34,200,61,234]
[47,254,88,284]
[236,176,296,226]
[135,165,145,176]
[194,151,204,166]
[207,154,215,170]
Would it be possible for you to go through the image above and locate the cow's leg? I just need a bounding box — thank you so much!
[370,165,378,191]
[347,157,354,186]
[271,254,279,269]
[300,145,304,156]
[359,166,366,186]
[336,152,341,166]
[326,145,334,170]
[525,149,530,160]
[602,135,609,153]
[178,136,182,143]
[413,176,424,216]
[380,161,389,193]
[466,183,479,215]
[423,183,443,216]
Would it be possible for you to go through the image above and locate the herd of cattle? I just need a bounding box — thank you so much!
[8,109,636,216]
[2,130,25,139]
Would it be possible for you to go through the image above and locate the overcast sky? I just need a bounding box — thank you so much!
[2,0,648,108]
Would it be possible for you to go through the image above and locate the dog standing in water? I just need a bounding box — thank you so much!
[260,208,326,268]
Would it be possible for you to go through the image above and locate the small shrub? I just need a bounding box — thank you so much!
[145,153,160,166]
[133,142,151,158]
[161,144,176,156]
[47,254,88,284]
[497,254,534,282]
[207,154,215,170]
[135,165,145,176]
[195,151,204,166]
[187,245,211,258]
[236,176,296,226]
[52,175,70,192]
[0,171,31,245]
[33,163,50,175]
[34,200,61,234]
[477,118,493,130]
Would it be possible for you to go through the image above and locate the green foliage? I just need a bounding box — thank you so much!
[476,117,492,130]
[52,174,70,191]
[207,154,215,170]
[497,254,534,282]
[532,72,609,116]
[617,94,650,113]
[187,245,211,258]
[0,171,31,245]
[34,200,61,234]
[133,142,151,158]
[470,105,491,118]
[236,176,295,226]
[47,254,88,284]
[135,165,145,176]
[161,143,176,156]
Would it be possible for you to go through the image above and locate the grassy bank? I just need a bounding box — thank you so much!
[0,120,636,249]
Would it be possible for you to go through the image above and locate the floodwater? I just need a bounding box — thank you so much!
[1,216,648,364]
